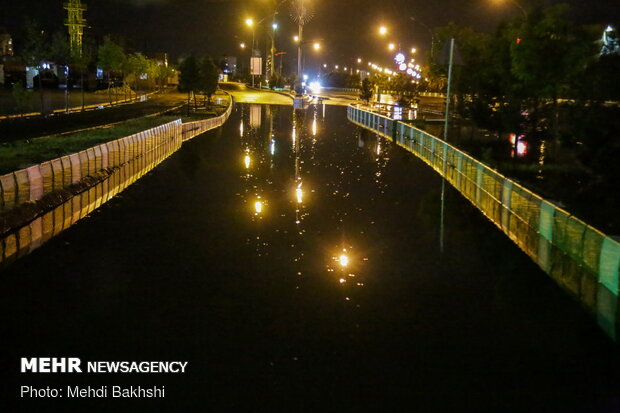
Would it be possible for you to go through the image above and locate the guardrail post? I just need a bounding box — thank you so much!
[475,164,484,205]
[538,200,556,273]
[597,237,620,339]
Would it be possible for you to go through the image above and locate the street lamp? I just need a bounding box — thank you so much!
[245,18,256,87]
[379,26,388,36]
[388,43,395,51]
[313,42,321,51]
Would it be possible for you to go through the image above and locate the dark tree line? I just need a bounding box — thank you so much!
[178,55,220,112]
[426,3,620,178]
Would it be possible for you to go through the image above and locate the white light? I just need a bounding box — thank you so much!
[254,200,263,213]
[339,254,349,267]
[244,155,251,169]
[308,81,322,93]
[296,183,303,203]
[399,63,407,71]
[395,53,405,64]
[270,139,275,155]
[272,23,278,30]
[303,74,308,80]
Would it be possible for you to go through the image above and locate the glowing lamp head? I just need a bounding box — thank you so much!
[254,200,263,214]
[245,18,254,27]
[339,254,349,267]
[379,26,388,35]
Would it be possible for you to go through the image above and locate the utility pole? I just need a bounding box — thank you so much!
[439,38,455,254]
[64,0,86,57]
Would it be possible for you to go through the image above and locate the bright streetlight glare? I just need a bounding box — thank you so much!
[335,64,339,69]
[313,42,321,50]
[323,63,327,68]
[357,58,362,63]
[272,23,278,30]
[240,43,246,49]
[388,43,396,51]
[411,47,417,54]
[294,35,299,42]
[379,26,388,35]
[245,18,254,27]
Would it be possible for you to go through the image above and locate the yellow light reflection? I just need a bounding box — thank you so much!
[339,253,349,267]
[296,183,303,203]
[244,154,251,169]
[254,199,263,214]
[239,121,244,137]
[312,118,317,136]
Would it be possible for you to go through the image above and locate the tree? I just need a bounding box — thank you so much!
[178,55,200,112]
[49,32,72,112]
[72,38,95,111]
[20,18,48,114]
[12,81,31,116]
[510,4,598,149]
[388,73,418,106]
[359,78,373,104]
[154,63,174,92]
[199,57,219,105]
[98,39,126,104]
[124,53,150,99]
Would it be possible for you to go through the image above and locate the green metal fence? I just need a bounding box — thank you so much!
[348,105,620,340]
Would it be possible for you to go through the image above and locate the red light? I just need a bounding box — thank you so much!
[516,38,522,44]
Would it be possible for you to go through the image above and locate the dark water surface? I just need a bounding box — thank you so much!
[1,104,619,412]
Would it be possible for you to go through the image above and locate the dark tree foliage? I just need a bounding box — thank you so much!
[359,78,373,104]
[178,55,200,110]
[198,57,220,104]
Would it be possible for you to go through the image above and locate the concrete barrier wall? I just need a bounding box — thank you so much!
[182,99,233,142]
[348,104,620,340]
[0,119,183,214]
[0,95,234,268]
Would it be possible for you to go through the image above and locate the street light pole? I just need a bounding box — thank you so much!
[297,22,303,91]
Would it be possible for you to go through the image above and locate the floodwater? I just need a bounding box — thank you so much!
[1,103,619,412]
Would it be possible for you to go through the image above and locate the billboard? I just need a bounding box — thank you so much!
[250,57,263,75]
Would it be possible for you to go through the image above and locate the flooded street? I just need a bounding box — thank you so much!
[1,103,619,411]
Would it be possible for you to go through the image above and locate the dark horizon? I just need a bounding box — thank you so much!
[0,0,618,71]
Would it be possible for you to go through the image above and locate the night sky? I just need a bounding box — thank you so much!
[0,0,618,72]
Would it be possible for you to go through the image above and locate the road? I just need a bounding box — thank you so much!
[1,102,619,411]
[220,82,294,105]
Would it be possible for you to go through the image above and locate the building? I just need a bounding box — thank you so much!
[220,55,238,75]
[0,28,14,56]
[601,25,619,56]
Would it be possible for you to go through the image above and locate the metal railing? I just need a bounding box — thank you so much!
[348,104,620,340]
